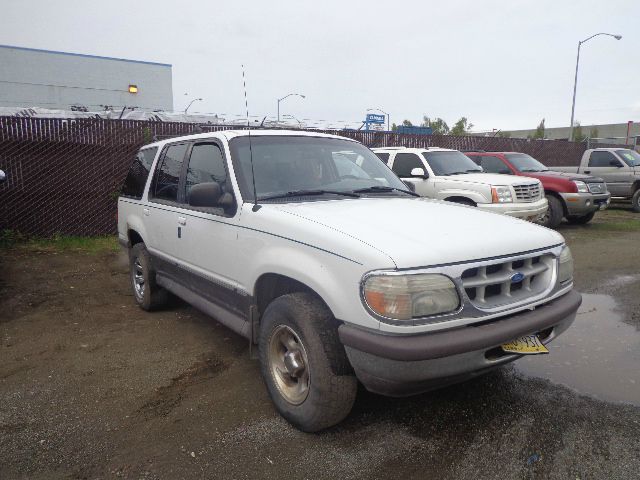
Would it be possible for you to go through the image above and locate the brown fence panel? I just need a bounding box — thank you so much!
[0,117,592,237]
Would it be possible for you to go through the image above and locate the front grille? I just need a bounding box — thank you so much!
[513,183,541,202]
[461,254,554,308]
[587,182,606,194]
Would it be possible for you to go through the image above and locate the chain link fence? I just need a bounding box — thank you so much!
[0,116,615,237]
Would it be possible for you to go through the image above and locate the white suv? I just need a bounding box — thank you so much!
[118,130,580,431]
[373,147,548,220]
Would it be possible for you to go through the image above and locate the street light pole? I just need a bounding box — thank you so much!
[569,32,622,141]
[277,93,305,123]
[184,97,203,114]
[367,107,390,131]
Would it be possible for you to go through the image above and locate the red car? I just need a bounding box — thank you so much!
[465,152,610,228]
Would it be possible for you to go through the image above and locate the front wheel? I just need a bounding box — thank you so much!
[539,195,564,228]
[632,189,640,213]
[566,211,595,225]
[259,293,357,432]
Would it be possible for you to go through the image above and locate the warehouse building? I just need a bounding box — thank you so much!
[0,45,173,112]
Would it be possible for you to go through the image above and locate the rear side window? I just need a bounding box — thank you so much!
[588,151,618,167]
[375,152,390,163]
[121,147,158,199]
[392,153,424,177]
[185,143,228,202]
[152,143,189,202]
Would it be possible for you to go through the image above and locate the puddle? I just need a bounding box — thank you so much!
[515,294,640,406]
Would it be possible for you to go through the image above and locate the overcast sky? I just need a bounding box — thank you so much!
[1,0,638,131]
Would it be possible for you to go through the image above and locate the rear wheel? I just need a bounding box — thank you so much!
[539,194,564,228]
[259,293,357,432]
[566,211,595,225]
[632,189,640,213]
[129,243,169,311]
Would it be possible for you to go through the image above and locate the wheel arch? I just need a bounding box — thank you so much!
[444,196,477,206]
[253,273,335,321]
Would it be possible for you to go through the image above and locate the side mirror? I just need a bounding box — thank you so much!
[189,182,222,207]
[610,160,623,168]
[0,169,5,183]
[410,167,428,178]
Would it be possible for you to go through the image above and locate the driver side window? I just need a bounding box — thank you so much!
[392,153,424,177]
[185,143,228,202]
[480,156,510,174]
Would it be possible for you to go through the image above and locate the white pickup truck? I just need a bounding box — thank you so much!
[552,148,640,212]
[373,147,548,221]
[118,130,580,431]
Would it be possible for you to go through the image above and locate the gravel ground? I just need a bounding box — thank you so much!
[1,207,639,479]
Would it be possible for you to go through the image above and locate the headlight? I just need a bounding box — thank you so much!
[573,181,589,193]
[491,186,513,203]
[363,273,460,320]
[558,245,573,283]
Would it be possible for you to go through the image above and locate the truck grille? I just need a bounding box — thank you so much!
[513,183,541,202]
[461,254,554,309]
[587,182,606,194]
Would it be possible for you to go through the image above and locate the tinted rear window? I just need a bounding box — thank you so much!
[121,147,158,199]
[152,143,189,202]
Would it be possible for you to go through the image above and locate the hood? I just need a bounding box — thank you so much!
[526,170,603,183]
[441,172,540,186]
[272,197,563,269]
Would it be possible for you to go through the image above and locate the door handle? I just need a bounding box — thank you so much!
[584,170,591,174]
[177,216,187,226]
[143,208,150,216]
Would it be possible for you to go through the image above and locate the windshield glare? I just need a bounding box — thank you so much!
[422,151,482,176]
[229,136,408,201]
[616,150,640,167]
[505,153,548,172]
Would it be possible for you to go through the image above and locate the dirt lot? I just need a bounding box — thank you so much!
[1,207,639,480]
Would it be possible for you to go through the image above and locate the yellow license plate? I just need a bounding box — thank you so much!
[501,335,549,354]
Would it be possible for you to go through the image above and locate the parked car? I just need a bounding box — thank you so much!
[118,131,581,431]
[552,148,640,212]
[373,147,548,221]
[464,152,610,228]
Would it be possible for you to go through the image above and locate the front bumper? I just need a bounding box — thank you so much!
[559,192,611,216]
[477,198,548,220]
[339,289,581,397]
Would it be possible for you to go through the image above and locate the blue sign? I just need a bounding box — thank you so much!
[366,114,386,124]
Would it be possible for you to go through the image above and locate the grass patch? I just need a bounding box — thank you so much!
[589,220,640,232]
[1,230,119,254]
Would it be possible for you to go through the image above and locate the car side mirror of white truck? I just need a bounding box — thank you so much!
[410,167,428,179]
[0,169,5,183]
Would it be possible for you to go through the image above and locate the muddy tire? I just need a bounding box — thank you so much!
[129,243,169,311]
[259,293,357,432]
[566,211,595,225]
[632,189,640,213]
[539,194,564,228]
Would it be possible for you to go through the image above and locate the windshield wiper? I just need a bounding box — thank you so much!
[446,171,467,175]
[465,169,483,173]
[258,189,360,201]
[520,168,545,172]
[352,186,419,197]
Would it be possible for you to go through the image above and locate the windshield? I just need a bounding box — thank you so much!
[422,151,482,176]
[616,150,640,167]
[505,153,549,172]
[229,136,409,201]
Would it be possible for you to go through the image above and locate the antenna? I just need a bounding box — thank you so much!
[242,65,260,211]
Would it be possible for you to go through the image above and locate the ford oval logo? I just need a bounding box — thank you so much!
[511,272,525,283]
